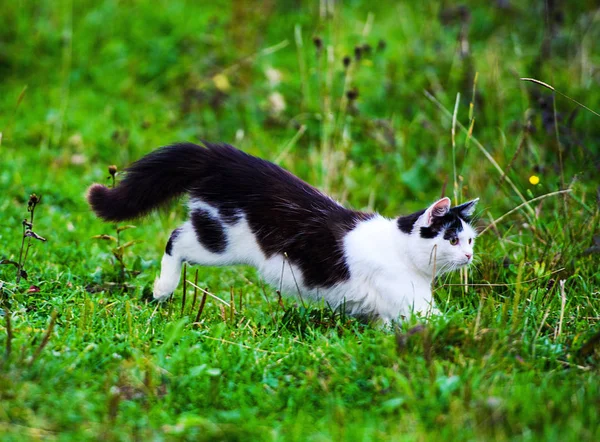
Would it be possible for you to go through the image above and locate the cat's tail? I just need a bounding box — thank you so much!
[87,143,206,221]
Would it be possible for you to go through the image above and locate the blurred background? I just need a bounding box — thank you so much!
[1,1,598,212]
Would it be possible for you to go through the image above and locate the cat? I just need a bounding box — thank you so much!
[87,142,478,324]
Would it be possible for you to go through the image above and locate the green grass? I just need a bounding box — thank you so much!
[1,1,600,440]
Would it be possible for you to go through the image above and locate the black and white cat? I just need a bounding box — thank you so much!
[87,142,478,323]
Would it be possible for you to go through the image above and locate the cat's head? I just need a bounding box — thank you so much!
[397,197,479,276]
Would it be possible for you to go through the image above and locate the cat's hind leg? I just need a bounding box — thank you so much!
[153,216,234,301]
[153,227,185,301]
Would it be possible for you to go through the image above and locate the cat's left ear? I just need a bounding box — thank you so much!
[454,198,479,220]
[423,197,451,226]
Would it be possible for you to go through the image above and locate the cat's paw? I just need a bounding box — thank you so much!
[153,278,175,302]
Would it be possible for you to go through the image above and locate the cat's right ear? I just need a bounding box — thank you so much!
[422,197,451,226]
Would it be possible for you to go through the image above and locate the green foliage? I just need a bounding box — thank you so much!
[1,1,599,440]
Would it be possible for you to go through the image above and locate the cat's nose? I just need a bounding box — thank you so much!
[465,253,472,260]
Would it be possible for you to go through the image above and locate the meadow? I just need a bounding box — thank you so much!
[1,1,599,440]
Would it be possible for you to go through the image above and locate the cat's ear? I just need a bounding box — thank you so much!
[454,198,479,220]
[422,197,451,226]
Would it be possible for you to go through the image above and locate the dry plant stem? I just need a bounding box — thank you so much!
[185,280,230,307]
[274,124,307,165]
[181,264,187,317]
[16,223,28,284]
[480,189,572,235]
[5,306,12,360]
[437,267,565,288]
[194,291,208,326]
[28,311,58,366]
[555,280,567,340]
[190,269,199,311]
[532,306,552,359]
[424,90,535,217]
[284,252,306,308]
[520,78,600,118]
[295,25,309,110]
[17,197,40,284]
[230,286,235,323]
[551,93,571,241]
[498,130,528,186]
[451,92,460,205]
[473,291,485,338]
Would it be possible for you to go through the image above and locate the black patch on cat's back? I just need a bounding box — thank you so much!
[397,209,426,234]
[188,142,374,288]
[191,209,227,253]
[165,227,182,255]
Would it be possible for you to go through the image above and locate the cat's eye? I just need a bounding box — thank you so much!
[469,238,473,244]
[449,238,459,246]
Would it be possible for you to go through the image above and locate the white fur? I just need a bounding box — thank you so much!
[153,198,477,323]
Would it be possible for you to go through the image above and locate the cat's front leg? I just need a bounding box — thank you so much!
[374,276,438,321]
[153,252,182,301]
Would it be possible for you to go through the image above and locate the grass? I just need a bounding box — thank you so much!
[1,1,600,440]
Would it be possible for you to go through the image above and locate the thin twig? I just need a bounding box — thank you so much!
[437,268,565,288]
[194,291,208,326]
[28,311,58,366]
[5,306,12,360]
[532,306,552,359]
[479,189,572,235]
[284,252,306,308]
[185,280,230,307]
[180,264,187,317]
[190,269,199,311]
[520,78,600,118]
[555,280,567,340]
[451,92,460,205]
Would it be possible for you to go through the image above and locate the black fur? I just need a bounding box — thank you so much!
[185,143,373,288]
[87,144,208,222]
[397,206,472,240]
[397,209,426,234]
[165,228,181,256]
[420,209,465,239]
[191,209,227,254]
[88,142,372,288]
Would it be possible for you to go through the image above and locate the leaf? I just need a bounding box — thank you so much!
[116,225,136,233]
[212,73,230,92]
[114,240,142,252]
[25,230,47,241]
[92,234,117,242]
[0,259,20,268]
[20,269,28,280]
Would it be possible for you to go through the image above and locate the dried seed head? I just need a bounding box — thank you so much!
[342,56,351,68]
[362,43,372,55]
[108,165,118,176]
[377,39,387,52]
[313,36,323,51]
[29,194,40,205]
[346,88,359,101]
[354,46,362,60]
[27,194,40,211]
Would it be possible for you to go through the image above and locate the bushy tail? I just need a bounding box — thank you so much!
[87,143,207,221]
